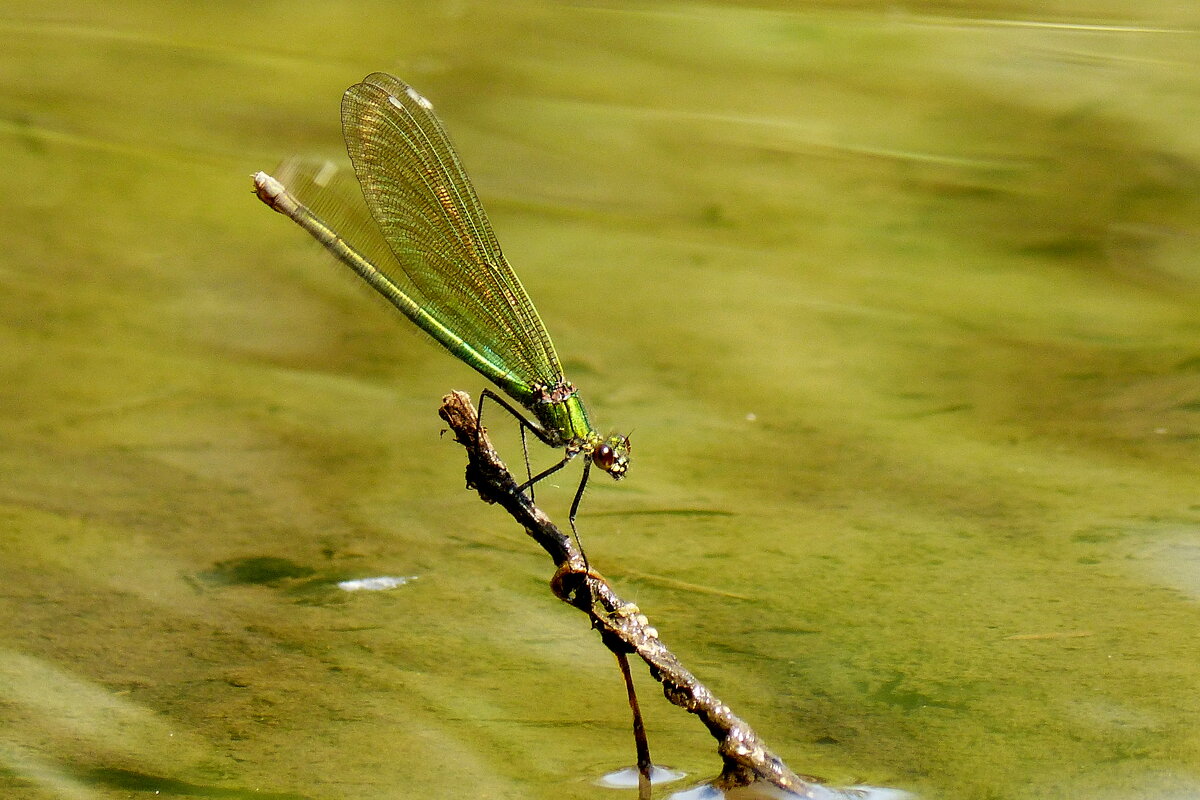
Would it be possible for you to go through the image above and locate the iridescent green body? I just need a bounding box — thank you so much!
[253,72,629,536]
[535,390,595,448]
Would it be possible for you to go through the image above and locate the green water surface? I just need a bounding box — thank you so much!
[1,2,1198,799]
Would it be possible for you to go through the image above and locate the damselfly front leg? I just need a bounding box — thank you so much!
[478,388,594,567]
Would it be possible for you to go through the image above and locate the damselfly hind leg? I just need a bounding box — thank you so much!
[519,425,533,500]
[478,388,547,498]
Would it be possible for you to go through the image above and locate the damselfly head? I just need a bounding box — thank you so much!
[591,434,631,480]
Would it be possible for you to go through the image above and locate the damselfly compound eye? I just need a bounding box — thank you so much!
[593,443,616,471]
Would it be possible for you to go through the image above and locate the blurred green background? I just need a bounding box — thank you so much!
[2,2,1198,799]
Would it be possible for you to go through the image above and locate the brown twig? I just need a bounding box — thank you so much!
[438,391,863,799]
[615,651,653,800]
